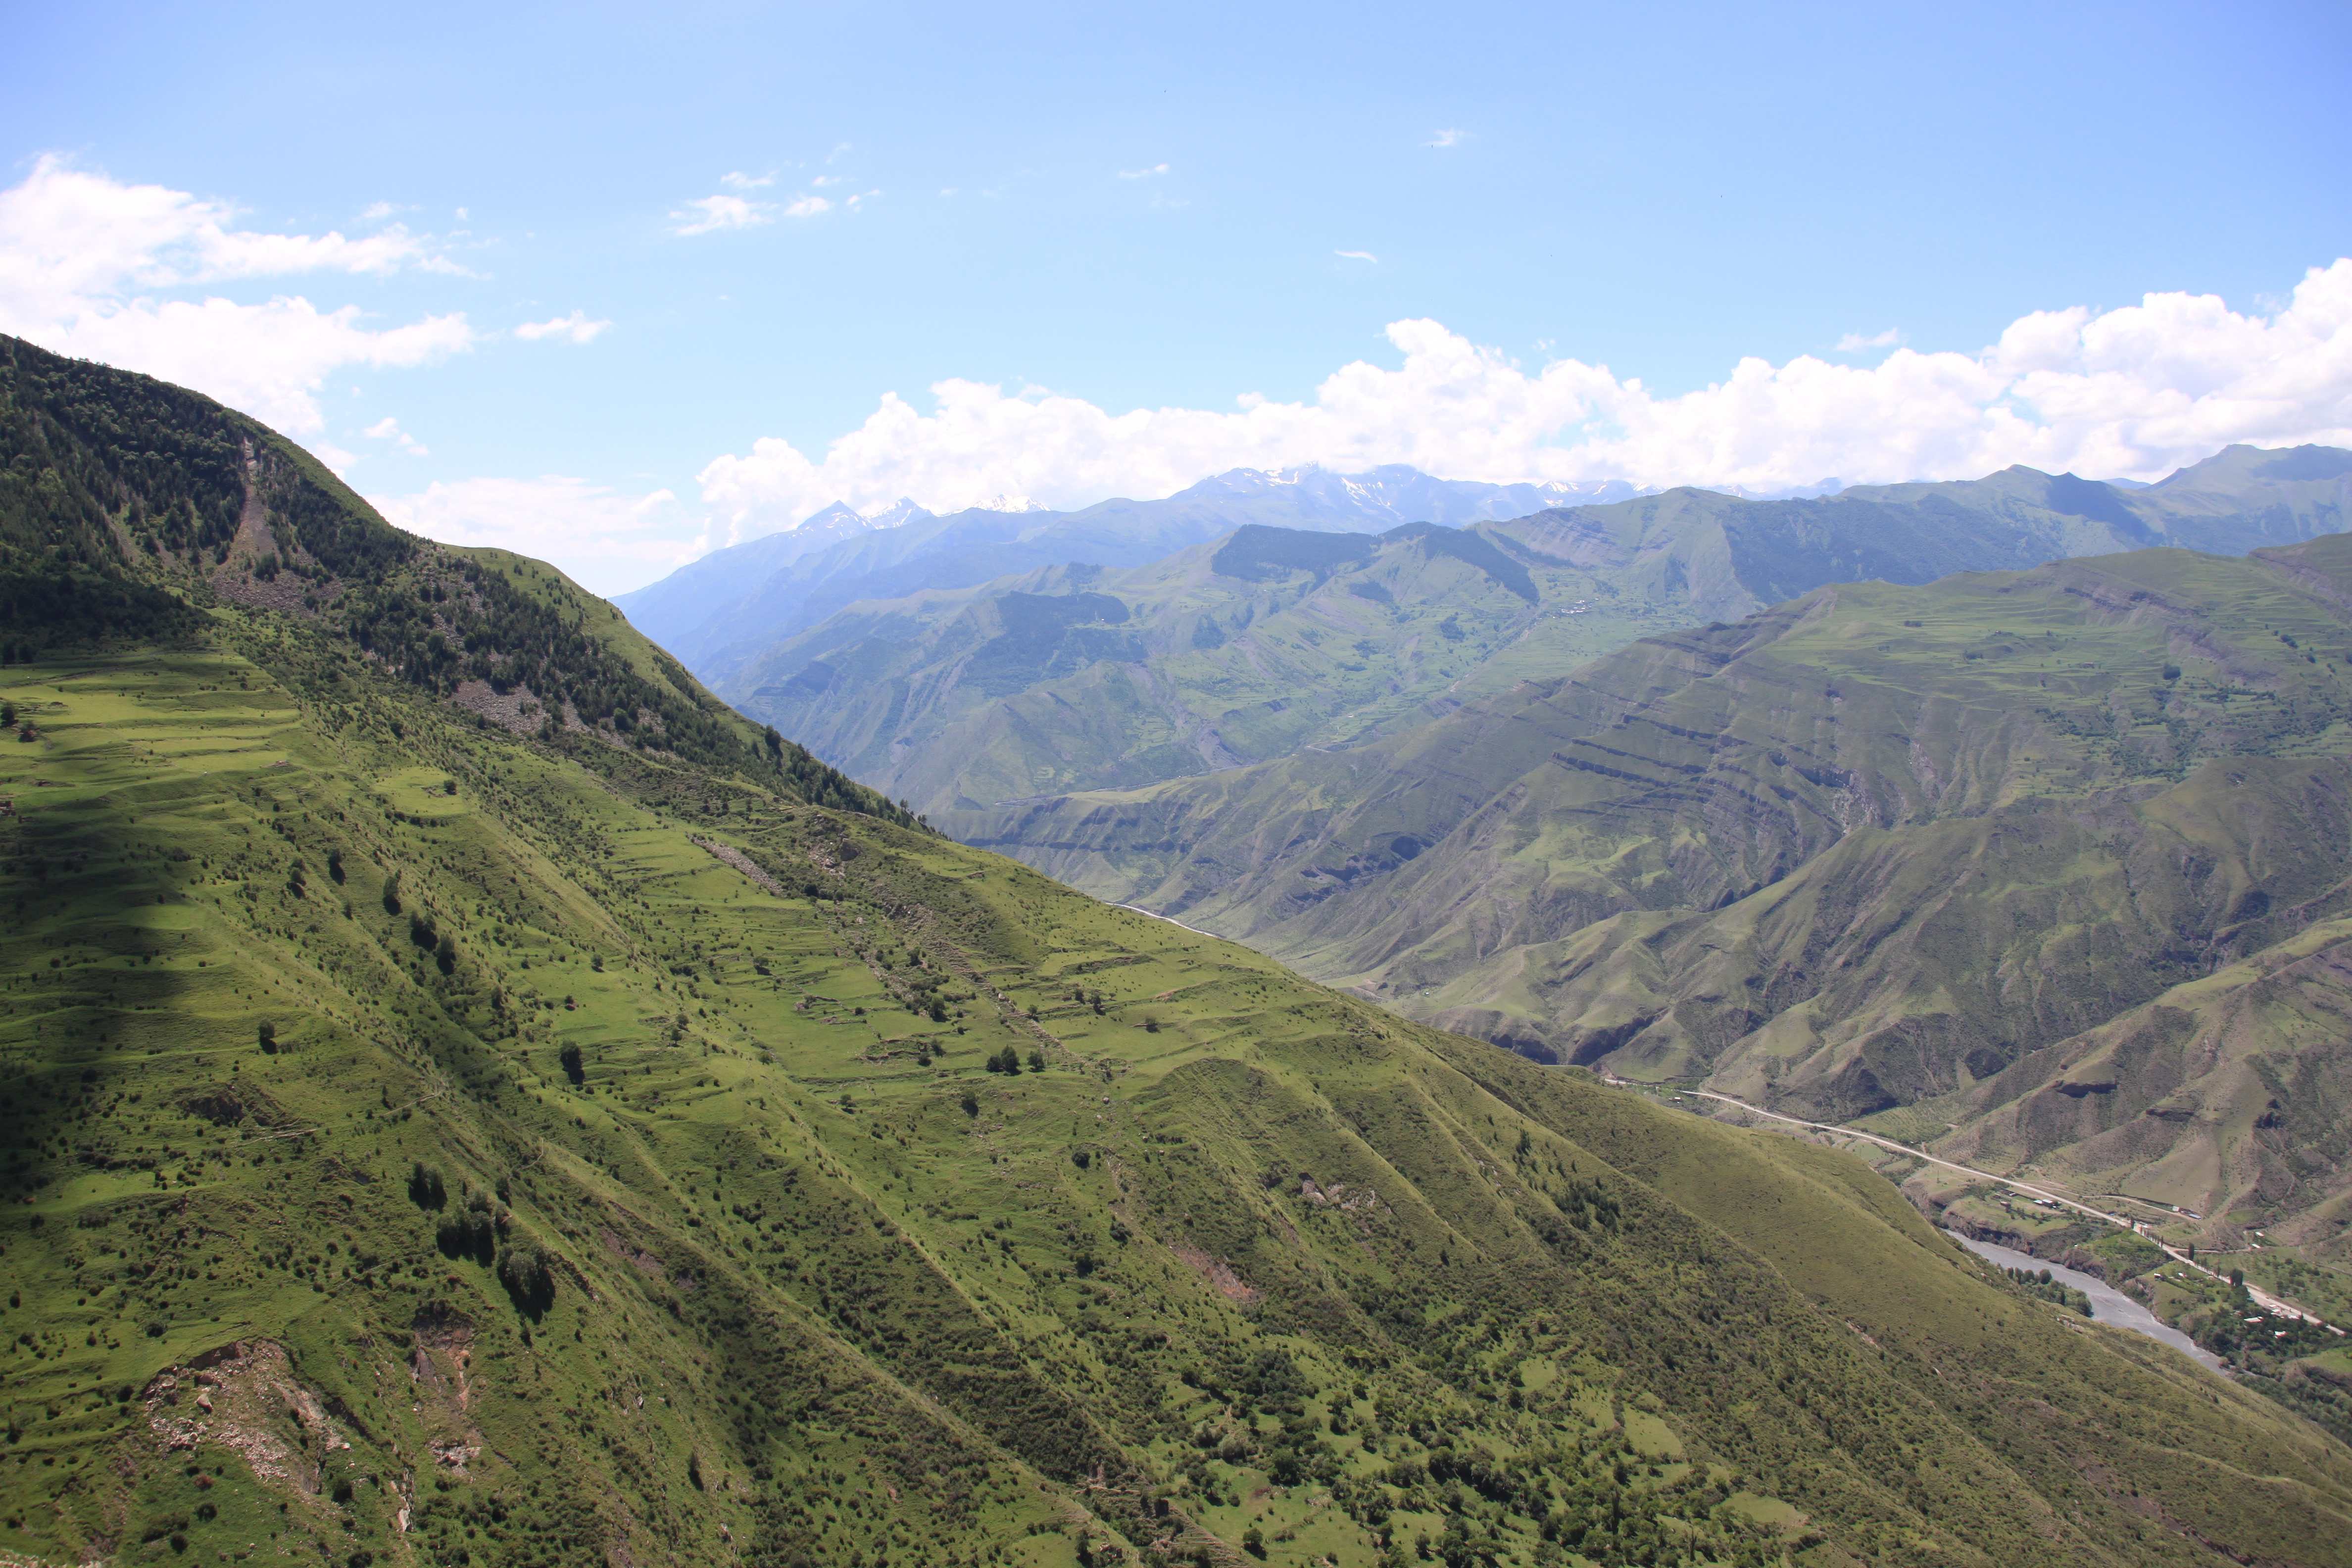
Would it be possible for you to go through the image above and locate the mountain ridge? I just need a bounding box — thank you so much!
[708,445,2352,817]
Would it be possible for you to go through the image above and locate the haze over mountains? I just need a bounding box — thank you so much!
[615,465,1641,679]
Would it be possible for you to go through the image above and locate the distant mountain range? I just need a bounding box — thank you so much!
[614,464,1641,679]
[690,446,2352,815]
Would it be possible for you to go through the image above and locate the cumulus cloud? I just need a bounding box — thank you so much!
[784,195,833,218]
[368,477,690,596]
[0,155,473,434]
[719,171,774,191]
[1426,128,1467,148]
[1836,328,1903,352]
[514,309,611,344]
[697,261,2352,532]
[1119,163,1171,180]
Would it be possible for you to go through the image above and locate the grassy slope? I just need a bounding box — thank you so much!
[5,626,2352,1568]
[956,541,2352,1233]
[0,358,2347,1568]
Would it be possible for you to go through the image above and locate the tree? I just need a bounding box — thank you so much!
[497,1242,556,1317]
[559,1043,585,1085]
[407,1162,446,1211]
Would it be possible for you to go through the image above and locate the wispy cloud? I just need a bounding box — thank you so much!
[670,193,773,236]
[1426,128,1467,148]
[1835,327,1904,352]
[1119,163,1171,180]
[362,415,429,456]
[674,169,856,235]
[1335,249,1379,263]
[514,309,610,344]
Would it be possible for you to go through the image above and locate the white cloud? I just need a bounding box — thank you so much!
[368,477,691,596]
[674,176,841,233]
[671,193,773,236]
[514,309,611,344]
[362,414,429,456]
[1119,163,1171,180]
[1335,250,1379,263]
[696,261,2352,531]
[1836,328,1903,352]
[1427,129,1467,148]
[0,155,473,434]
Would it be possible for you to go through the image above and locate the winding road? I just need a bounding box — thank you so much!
[1659,1083,2328,1328]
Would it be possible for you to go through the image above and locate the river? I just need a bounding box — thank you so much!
[1949,1232,2230,1374]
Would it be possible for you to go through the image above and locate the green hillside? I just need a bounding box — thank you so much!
[956,536,2352,1250]
[723,449,2351,816]
[6,340,2352,1568]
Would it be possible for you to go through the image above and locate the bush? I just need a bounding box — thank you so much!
[407,1162,446,1211]
[559,1043,584,1085]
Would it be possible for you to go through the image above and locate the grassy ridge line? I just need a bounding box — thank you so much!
[0,333,913,830]
[4,626,2350,1566]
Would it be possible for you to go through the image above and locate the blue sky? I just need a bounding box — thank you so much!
[5,0,2350,591]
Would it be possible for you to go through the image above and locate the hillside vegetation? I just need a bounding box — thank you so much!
[5,341,2352,1568]
[957,529,2352,1249]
